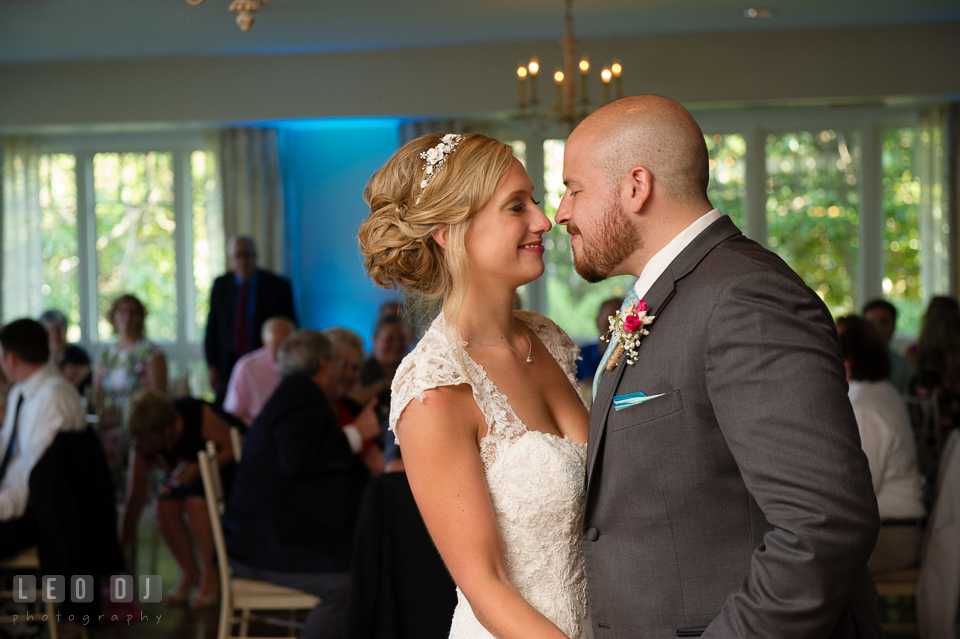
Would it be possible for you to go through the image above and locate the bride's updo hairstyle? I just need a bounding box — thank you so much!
[359,133,515,317]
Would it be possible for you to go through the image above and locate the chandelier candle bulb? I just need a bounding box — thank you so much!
[579,59,590,105]
[528,59,540,105]
[517,66,528,108]
[554,71,565,109]
[601,68,612,105]
[611,62,623,100]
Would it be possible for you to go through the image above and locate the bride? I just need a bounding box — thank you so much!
[358,133,592,639]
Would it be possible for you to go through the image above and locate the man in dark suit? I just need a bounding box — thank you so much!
[556,95,882,638]
[222,330,381,639]
[204,236,296,403]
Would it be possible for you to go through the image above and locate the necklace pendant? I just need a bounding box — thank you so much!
[526,356,533,364]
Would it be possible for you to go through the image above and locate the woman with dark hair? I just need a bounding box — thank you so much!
[838,316,925,574]
[913,296,960,430]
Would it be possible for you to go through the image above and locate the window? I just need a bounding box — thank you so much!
[1,135,221,397]
[496,106,950,340]
[541,139,634,338]
[706,133,746,230]
[765,130,861,318]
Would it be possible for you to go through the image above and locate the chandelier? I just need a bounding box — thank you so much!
[515,0,623,133]
[185,0,270,32]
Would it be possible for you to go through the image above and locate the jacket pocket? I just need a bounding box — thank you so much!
[607,389,682,432]
[676,628,706,638]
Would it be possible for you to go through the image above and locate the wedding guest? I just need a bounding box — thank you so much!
[222,330,380,639]
[575,297,624,383]
[863,299,911,395]
[93,294,167,401]
[204,236,296,404]
[913,296,960,430]
[353,314,407,412]
[223,316,296,425]
[837,316,926,574]
[0,319,84,550]
[119,390,240,608]
[378,300,418,349]
[324,327,384,475]
[39,309,92,397]
[91,294,167,488]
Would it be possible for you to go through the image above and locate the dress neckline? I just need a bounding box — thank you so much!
[438,311,587,448]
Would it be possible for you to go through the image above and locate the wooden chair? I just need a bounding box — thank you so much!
[205,439,226,514]
[230,426,244,463]
[0,546,58,639]
[197,449,320,639]
[873,568,920,635]
[904,394,942,472]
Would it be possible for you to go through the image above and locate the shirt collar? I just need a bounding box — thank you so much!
[633,209,722,301]
[234,269,259,286]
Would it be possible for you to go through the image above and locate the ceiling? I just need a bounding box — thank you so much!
[1,0,958,65]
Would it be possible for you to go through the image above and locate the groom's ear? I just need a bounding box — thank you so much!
[622,166,652,214]
[431,225,450,249]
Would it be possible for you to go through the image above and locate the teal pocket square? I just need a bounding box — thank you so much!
[613,391,665,411]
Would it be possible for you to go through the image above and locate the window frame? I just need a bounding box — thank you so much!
[24,130,216,371]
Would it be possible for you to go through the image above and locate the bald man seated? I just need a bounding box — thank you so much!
[557,95,882,638]
[223,317,295,425]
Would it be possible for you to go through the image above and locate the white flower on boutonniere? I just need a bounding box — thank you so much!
[602,300,655,371]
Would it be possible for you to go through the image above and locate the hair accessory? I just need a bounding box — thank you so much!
[416,134,463,204]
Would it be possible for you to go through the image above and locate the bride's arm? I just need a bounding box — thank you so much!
[398,384,568,639]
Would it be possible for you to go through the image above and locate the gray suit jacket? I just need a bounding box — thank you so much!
[584,216,882,638]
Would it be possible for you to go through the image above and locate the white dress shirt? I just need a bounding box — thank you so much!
[848,380,926,520]
[0,364,85,522]
[632,208,723,301]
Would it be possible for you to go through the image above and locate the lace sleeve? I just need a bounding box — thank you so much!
[516,311,584,400]
[388,332,471,445]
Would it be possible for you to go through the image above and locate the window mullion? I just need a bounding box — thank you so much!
[76,152,99,346]
[173,149,193,351]
[858,123,883,310]
[744,126,768,245]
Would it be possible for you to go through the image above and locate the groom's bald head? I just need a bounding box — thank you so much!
[570,95,711,210]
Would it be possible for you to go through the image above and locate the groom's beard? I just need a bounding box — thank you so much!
[569,198,640,283]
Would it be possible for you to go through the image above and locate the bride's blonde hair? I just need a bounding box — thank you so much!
[358,133,515,345]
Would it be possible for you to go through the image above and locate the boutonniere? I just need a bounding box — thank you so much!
[602,300,655,371]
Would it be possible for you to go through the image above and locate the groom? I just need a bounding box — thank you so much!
[557,96,882,638]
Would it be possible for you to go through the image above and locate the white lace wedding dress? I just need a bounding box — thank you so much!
[389,310,593,639]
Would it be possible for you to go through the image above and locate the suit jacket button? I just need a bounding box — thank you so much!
[585,527,599,541]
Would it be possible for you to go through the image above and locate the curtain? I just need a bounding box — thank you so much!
[918,107,950,299]
[218,129,285,273]
[0,137,44,323]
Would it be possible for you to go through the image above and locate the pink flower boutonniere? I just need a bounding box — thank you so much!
[602,300,655,371]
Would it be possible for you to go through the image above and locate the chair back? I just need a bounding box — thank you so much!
[229,427,244,464]
[205,439,226,513]
[197,449,233,607]
[903,394,942,471]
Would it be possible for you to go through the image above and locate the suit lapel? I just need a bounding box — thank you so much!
[586,216,742,488]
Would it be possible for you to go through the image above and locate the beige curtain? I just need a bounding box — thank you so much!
[218,129,285,273]
[0,137,45,323]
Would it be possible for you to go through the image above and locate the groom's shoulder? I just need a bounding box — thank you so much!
[700,233,806,288]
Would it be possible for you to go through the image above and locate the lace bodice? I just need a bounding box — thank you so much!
[390,311,591,639]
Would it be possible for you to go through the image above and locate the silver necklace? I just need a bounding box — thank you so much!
[458,321,533,364]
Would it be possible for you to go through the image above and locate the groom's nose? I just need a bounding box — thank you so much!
[555,192,571,225]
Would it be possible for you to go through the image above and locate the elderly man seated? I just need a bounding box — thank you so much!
[223,316,296,425]
[222,330,380,639]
